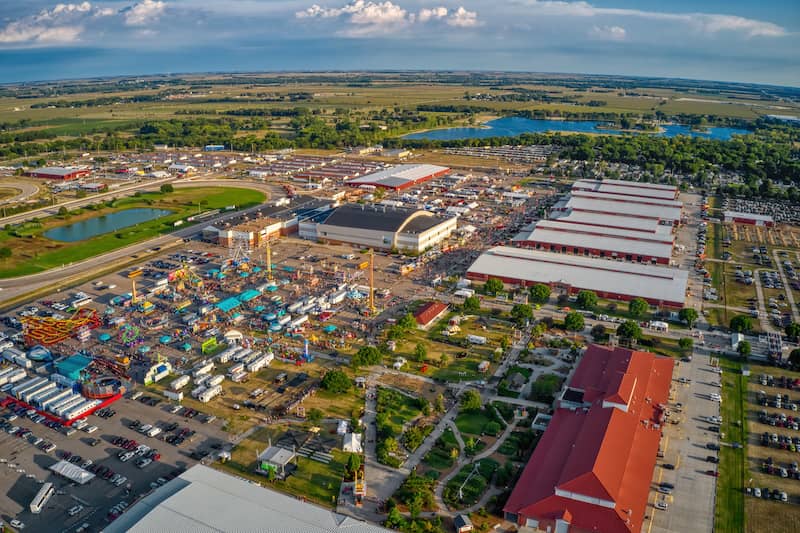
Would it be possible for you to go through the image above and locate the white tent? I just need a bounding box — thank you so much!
[342,433,363,453]
[49,460,95,485]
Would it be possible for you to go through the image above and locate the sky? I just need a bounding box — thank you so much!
[0,0,797,86]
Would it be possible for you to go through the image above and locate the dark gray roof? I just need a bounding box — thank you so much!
[321,204,447,234]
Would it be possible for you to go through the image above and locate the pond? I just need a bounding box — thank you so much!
[403,116,750,141]
[45,208,173,242]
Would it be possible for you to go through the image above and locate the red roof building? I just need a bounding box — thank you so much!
[504,344,673,533]
[27,166,91,181]
[413,301,449,329]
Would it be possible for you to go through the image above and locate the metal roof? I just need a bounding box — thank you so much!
[105,465,392,533]
[572,179,678,199]
[30,166,87,176]
[549,211,671,235]
[566,196,682,221]
[321,204,447,234]
[514,226,674,259]
[572,190,683,208]
[468,247,688,304]
[518,220,673,244]
[347,164,448,188]
[724,211,774,222]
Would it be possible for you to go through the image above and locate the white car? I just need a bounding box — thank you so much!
[68,505,84,517]
[10,519,24,529]
[114,475,128,487]
[655,501,669,510]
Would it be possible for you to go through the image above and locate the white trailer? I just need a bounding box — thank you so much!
[191,386,207,399]
[40,389,72,410]
[198,385,221,403]
[3,347,25,363]
[170,375,190,390]
[246,355,270,373]
[230,371,248,383]
[233,348,252,362]
[0,368,26,386]
[205,375,224,388]
[227,363,245,376]
[289,315,309,329]
[164,390,183,402]
[467,334,487,345]
[32,388,62,407]
[54,396,85,417]
[278,315,292,326]
[64,399,101,420]
[49,393,81,414]
[23,382,57,403]
[14,356,33,369]
[192,361,214,378]
[12,377,48,399]
[329,290,347,304]
[287,301,302,313]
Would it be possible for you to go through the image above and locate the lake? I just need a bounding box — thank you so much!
[403,116,750,141]
[45,208,173,242]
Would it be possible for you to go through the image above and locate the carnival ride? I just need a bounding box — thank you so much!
[21,308,102,347]
[118,324,144,348]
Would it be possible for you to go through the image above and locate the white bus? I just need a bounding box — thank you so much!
[71,296,93,308]
[30,482,54,514]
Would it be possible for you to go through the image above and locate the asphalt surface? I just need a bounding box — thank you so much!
[0,393,229,532]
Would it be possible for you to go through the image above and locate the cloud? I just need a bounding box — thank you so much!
[447,6,479,28]
[418,7,448,23]
[519,0,786,38]
[0,2,112,45]
[296,2,480,35]
[589,24,625,41]
[123,0,166,27]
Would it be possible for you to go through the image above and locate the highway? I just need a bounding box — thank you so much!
[0,185,312,306]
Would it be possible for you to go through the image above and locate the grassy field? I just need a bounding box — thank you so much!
[714,357,746,533]
[0,187,265,277]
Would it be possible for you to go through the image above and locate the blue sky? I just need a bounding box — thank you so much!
[0,0,797,86]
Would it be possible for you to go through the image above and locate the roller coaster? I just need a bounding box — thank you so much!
[21,308,102,347]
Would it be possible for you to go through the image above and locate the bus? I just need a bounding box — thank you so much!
[30,482,54,514]
[71,296,93,309]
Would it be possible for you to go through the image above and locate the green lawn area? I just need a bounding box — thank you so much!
[376,387,421,436]
[422,427,460,471]
[0,187,265,278]
[455,408,503,437]
[714,357,746,533]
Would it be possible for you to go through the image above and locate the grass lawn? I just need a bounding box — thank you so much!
[0,187,265,278]
[455,409,496,437]
[714,357,746,533]
[377,387,422,435]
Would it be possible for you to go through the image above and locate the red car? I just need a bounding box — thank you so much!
[706,470,719,477]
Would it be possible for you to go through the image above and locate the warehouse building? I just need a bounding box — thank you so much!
[571,190,683,209]
[513,219,674,264]
[27,166,91,181]
[549,210,672,236]
[571,178,679,200]
[504,344,672,533]
[299,204,457,253]
[105,465,391,533]
[723,211,775,227]
[346,164,450,190]
[553,195,682,226]
[467,247,688,307]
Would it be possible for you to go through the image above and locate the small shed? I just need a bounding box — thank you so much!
[342,432,363,453]
[454,514,473,533]
[257,446,296,478]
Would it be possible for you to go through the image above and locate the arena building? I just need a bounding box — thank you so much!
[571,178,679,200]
[504,344,673,533]
[298,203,457,253]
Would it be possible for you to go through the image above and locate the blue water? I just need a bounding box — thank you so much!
[403,116,750,141]
[45,208,173,242]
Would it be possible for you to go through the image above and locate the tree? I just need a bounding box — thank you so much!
[57,206,68,216]
[0,247,11,259]
[484,278,504,295]
[440,352,449,367]
[678,337,694,353]
[321,369,351,393]
[385,507,406,530]
[679,307,699,329]
[307,408,323,425]
[591,323,607,341]
[413,342,427,362]
[617,320,642,341]
[398,312,417,330]
[351,345,382,369]
[628,298,649,319]
[529,284,551,304]
[510,304,534,326]
[434,394,445,413]
[789,348,800,369]
[730,315,753,333]
[786,322,800,342]
[575,290,598,310]
[160,183,174,193]
[463,295,481,313]
[345,453,361,479]
[737,340,751,360]
[460,390,482,412]
[564,312,585,332]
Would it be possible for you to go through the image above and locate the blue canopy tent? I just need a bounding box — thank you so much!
[159,335,172,344]
[138,345,151,353]
[98,333,112,343]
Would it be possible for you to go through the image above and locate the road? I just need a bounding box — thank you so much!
[0,193,317,306]
[0,181,39,205]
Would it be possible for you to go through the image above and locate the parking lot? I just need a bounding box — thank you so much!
[650,350,721,533]
[0,393,228,531]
